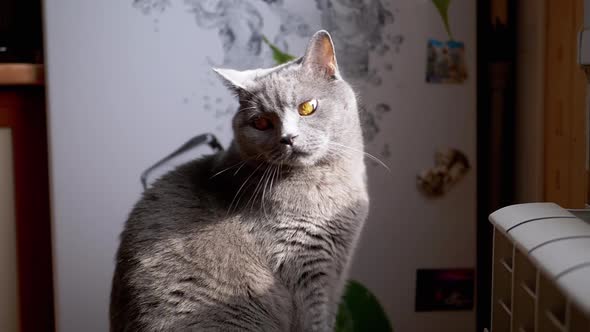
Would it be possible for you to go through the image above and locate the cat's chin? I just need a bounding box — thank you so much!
[283,158,316,167]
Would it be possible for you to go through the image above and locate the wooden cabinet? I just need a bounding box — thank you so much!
[0,127,19,331]
[0,67,54,332]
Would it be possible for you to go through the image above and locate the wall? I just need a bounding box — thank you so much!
[43,1,476,331]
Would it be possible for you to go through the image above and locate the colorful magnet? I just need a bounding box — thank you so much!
[426,39,467,84]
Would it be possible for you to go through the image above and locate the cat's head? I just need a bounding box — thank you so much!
[214,30,362,167]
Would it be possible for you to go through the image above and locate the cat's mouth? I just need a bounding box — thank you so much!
[268,146,314,165]
[283,147,318,166]
[289,148,312,157]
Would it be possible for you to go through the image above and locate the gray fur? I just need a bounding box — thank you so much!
[110,30,369,332]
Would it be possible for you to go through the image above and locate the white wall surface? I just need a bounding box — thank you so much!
[43,1,476,331]
[0,128,19,332]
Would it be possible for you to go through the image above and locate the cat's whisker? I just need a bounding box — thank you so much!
[327,148,355,168]
[226,161,264,216]
[265,160,282,219]
[239,146,281,213]
[261,163,276,219]
[328,142,391,172]
[233,161,248,176]
[259,147,283,217]
[328,145,377,170]
[230,153,263,176]
[248,163,272,212]
[210,159,248,179]
[259,169,269,217]
[328,146,374,170]
[212,153,263,179]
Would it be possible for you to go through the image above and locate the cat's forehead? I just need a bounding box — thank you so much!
[259,65,323,97]
[255,65,301,87]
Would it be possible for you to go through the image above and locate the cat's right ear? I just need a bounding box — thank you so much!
[212,68,251,93]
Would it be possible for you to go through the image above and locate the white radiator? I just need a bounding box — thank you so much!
[489,203,590,331]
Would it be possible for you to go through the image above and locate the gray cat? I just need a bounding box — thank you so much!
[110,30,369,332]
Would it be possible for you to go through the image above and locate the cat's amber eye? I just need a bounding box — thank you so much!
[298,99,318,116]
[252,116,272,131]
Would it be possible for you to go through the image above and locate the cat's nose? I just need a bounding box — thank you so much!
[279,134,298,146]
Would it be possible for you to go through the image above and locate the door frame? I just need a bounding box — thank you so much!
[0,88,54,332]
[543,0,587,208]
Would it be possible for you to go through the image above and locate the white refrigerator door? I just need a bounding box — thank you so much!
[43,0,476,331]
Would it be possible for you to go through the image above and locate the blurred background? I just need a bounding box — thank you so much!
[0,0,587,331]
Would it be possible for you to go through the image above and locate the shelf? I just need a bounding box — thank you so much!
[0,63,44,85]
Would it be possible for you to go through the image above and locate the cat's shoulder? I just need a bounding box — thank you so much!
[148,153,225,197]
[125,154,221,227]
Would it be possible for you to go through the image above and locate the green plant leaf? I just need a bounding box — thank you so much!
[262,35,296,65]
[431,0,453,39]
[335,280,393,332]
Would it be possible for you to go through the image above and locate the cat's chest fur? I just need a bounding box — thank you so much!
[238,164,369,287]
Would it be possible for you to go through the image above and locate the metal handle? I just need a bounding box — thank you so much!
[140,133,224,190]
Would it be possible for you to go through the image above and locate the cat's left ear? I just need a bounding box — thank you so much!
[302,30,340,79]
